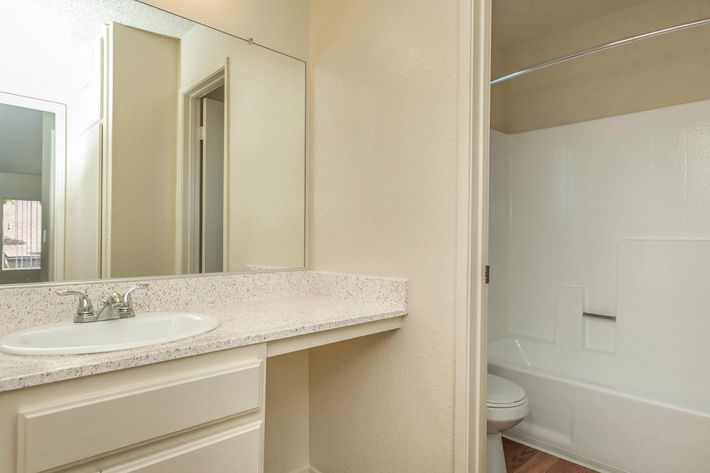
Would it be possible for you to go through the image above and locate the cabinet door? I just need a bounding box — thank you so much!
[100,422,262,473]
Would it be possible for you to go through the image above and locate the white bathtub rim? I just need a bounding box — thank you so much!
[490,356,710,420]
[488,338,710,419]
[503,431,627,473]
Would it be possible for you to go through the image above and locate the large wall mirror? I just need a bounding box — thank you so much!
[0,0,306,285]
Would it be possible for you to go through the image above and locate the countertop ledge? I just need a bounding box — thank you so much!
[0,296,406,392]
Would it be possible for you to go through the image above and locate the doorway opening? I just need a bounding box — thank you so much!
[0,92,66,284]
[179,68,227,275]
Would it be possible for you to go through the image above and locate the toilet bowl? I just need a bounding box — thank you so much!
[486,374,529,473]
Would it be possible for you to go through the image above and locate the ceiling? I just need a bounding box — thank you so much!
[4,0,195,52]
[492,0,652,51]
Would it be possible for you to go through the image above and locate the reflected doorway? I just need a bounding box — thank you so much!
[180,69,227,275]
[0,94,65,284]
[200,87,225,273]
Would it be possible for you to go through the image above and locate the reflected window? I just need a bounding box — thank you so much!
[2,199,42,270]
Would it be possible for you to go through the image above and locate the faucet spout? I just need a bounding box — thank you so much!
[97,284,149,321]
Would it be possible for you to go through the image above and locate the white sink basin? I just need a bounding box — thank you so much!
[0,312,219,355]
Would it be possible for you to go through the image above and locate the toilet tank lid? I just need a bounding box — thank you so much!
[487,374,526,405]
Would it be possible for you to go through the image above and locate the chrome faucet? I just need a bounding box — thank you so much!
[58,284,149,323]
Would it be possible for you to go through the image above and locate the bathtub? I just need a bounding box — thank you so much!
[488,337,710,473]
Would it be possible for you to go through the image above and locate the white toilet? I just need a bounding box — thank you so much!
[486,374,529,473]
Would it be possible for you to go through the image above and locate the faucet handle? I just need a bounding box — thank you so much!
[57,290,95,323]
[119,284,148,306]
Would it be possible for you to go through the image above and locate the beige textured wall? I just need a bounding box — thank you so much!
[141,0,310,60]
[109,23,178,277]
[66,123,102,281]
[494,0,710,133]
[229,43,306,271]
[179,25,306,272]
[265,352,310,473]
[308,0,459,471]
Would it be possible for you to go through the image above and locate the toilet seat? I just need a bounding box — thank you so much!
[487,374,527,408]
[486,374,529,473]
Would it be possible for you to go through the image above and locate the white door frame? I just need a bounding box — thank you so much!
[176,63,229,275]
[455,0,491,472]
[0,91,67,282]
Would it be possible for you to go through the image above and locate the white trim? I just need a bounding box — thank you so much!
[303,60,310,270]
[222,58,232,271]
[454,0,491,472]
[176,65,227,275]
[0,91,67,283]
[102,24,113,278]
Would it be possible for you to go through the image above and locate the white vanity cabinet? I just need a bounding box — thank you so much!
[98,423,261,473]
[0,344,266,473]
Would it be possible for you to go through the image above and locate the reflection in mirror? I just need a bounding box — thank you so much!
[0,0,306,285]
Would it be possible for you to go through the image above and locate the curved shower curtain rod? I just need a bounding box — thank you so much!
[491,17,710,85]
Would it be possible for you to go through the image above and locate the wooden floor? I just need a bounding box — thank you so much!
[503,438,598,473]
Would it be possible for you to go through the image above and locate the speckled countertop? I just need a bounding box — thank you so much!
[0,271,408,392]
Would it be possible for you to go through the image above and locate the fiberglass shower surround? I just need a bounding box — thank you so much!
[487,13,710,473]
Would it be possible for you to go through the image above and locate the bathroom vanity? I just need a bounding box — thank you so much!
[2,346,267,473]
[0,271,407,473]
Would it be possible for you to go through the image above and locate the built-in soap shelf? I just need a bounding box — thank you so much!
[554,285,616,353]
[582,312,616,354]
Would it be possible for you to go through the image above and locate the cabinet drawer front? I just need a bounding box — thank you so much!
[101,422,262,473]
[18,361,263,473]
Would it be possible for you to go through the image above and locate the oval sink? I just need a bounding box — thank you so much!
[0,312,219,355]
